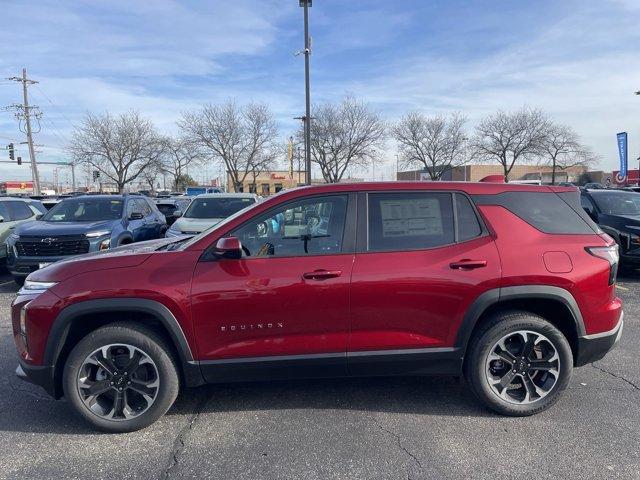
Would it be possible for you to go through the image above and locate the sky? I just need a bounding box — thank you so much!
[1,0,639,186]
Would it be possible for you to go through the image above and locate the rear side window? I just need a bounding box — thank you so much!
[455,194,482,241]
[473,191,596,234]
[367,192,454,251]
[7,201,33,221]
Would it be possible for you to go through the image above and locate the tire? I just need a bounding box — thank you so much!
[63,322,180,432]
[13,276,25,287]
[464,311,573,416]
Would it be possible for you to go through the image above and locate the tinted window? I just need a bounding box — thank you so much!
[185,197,255,219]
[0,201,11,221]
[157,204,177,216]
[473,192,595,234]
[368,192,454,251]
[580,194,595,212]
[589,191,640,216]
[43,198,124,222]
[455,194,482,241]
[8,201,35,221]
[232,195,348,257]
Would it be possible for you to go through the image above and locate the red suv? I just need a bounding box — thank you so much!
[12,182,623,432]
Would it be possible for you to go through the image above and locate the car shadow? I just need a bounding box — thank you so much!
[166,375,492,419]
[0,375,491,435]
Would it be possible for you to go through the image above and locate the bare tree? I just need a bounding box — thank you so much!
[307,96,386,183]
[160,136,202,192]
[392,112,468,180]
[540,123,597,184]
[179,100,279,192]
[69,111,165,193]
[471,107,548,181]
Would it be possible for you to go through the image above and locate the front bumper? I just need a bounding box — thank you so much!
[575,311,624,367]
[15,359,58,398]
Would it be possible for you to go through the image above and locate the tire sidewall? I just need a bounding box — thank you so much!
[467,313,573,416]
[63,324,179,433]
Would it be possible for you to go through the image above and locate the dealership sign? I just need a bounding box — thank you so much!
[616,132,628,183]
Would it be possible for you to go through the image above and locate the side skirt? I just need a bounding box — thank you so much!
[196,347,463,384]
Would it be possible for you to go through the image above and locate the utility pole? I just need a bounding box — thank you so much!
[299,0,312,185]
[7,69,41,195]
[70,162,76,192]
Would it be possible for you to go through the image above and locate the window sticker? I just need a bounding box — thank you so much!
[380,198,443,237]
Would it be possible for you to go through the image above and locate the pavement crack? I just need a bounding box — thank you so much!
[370,416,423,471]
[591,363,640,392]
[161,394,209,480]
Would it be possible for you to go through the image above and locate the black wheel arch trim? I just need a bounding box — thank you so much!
[45,298,204,390]
[455,285,586,350]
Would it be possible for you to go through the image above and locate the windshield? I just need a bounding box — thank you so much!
[590,192,640,216]
[183,197,255,219]
[41,198,124,222]
[180,198,263,249]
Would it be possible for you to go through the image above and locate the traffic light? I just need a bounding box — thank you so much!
[7,143,14,161]
[17,156,21,166]
[92,170,100,181]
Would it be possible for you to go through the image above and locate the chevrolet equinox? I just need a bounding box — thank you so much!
[12,182,623,432]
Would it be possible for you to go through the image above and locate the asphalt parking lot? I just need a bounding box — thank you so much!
[0,268,638,480]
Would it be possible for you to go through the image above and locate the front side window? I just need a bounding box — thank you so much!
[368,192,454,251]
[7,201,33,221]
[42,198,124,222]
[185,197,255,219]
[231,195,348,257]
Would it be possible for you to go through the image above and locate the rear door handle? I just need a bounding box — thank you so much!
[449,259,487,270]
[302,269,342,280]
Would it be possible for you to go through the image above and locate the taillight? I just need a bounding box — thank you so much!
[586,244,619,285]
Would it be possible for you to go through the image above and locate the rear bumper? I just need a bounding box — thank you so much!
[15,359,58,398]
[575,311,624,367]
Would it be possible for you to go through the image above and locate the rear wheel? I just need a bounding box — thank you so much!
[63,322,179,432]
[464,311,573,416]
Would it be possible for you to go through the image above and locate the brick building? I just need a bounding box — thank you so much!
[397,164,590,184]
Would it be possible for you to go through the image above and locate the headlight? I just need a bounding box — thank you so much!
[21,280,58,292]
[86,230,111,238]
[8,233,19,241]
[99,238,111,250]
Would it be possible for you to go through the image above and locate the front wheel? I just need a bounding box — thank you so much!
[464,311,573,416]
[63,322,180,432]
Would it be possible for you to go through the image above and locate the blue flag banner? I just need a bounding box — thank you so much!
[617,132,628,182]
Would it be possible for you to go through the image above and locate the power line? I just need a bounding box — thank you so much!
[6,68,42,194]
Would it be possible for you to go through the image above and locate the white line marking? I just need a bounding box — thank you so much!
[0,280,15,287]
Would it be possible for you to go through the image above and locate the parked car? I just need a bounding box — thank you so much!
[580,188,640,267]
[12,182,622,432]
[165,193,258,237]
[6,194,166,284]
[185,186,222,196]
[155,197,192,226]
[0,197,46,262]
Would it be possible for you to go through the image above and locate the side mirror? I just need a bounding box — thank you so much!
[129,212,144,220]
[214,236,242,259]
[582,207,596,221]
[173,210,183,218]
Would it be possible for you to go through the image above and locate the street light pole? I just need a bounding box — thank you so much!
[300,0,312,185]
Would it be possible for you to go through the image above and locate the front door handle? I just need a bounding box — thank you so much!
[449,259,487,270]
[302,269,342,280]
